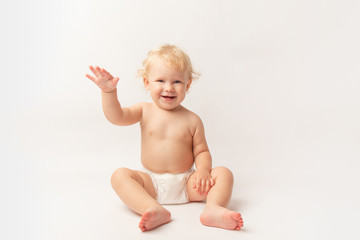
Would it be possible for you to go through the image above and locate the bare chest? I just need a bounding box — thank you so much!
[140,104,196,143]
[142,118,192,142]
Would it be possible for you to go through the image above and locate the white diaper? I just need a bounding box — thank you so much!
[144,167,194,205]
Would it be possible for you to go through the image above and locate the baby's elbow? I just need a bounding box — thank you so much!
[104,114,122,126]
[105,115,138,126]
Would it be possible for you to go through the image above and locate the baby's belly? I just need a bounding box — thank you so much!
[141,142,194,174]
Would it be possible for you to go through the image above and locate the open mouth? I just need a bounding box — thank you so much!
[161,95,176,101]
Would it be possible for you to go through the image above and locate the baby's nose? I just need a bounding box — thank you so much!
[164,83,174,91]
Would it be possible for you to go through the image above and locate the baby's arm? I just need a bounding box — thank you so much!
[192,116,215,195]
[86,65,142,126]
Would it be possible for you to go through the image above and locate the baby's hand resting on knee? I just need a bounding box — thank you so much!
[192,169,215,195]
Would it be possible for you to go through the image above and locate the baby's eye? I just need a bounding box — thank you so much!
[174,80,183,84]
[156,80,164,83]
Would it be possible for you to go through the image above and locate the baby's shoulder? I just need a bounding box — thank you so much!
[181,107,203,125]
[138,102,155,113]
[180,108,206,136]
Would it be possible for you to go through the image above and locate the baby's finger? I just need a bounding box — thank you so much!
[85,74,96,82]
[201,179,206,195]
[205,180,211,194]
[193,175,197,189]
[210,177,215,187]
[95,66,104,77]
[101,68,113,78]
[89,65,100,77]
[113,77,120,84]
[196,178,201,193]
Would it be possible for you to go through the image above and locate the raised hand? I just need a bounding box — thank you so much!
[86,65,120,93]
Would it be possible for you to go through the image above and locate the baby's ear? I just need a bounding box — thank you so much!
[143,77,150,90]
[186,78,192,92]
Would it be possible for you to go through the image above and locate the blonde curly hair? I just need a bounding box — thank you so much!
[138,44,200,82]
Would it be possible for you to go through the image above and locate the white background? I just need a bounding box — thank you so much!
[2,0,360,239]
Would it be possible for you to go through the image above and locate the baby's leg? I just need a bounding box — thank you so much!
[187,166,244,230]
[111,168,171,231]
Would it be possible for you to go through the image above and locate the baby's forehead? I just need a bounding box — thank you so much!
[150,58,184,72]
[152,56,177,67]
[148,60,189,80]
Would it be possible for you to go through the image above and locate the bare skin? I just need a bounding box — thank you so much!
[188,166,244,230]
[86,58,244,231]
[138,206,171,232]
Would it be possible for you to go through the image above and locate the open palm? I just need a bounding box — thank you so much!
[86,65,119,93]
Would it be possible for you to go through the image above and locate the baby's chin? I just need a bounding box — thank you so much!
[154,102,183,111]
[152,97,185,110]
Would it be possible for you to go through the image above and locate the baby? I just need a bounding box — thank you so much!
[86,44,243,232]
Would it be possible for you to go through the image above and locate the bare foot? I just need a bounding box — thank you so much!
[138,206,171,232]
[200,205,244,230]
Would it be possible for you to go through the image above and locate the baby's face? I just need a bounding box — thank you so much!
[144,58,192,110]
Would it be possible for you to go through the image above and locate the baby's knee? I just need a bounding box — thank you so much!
[111,167,132,186]
[212,166,234,181]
